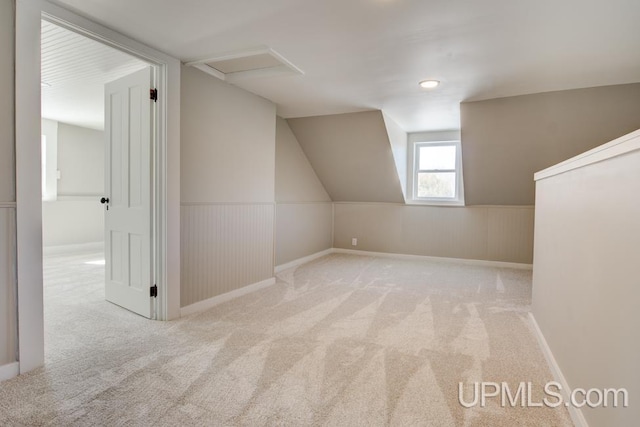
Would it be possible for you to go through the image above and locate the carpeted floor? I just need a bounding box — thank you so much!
[0,252,572,426]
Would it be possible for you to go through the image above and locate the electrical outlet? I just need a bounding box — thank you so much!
[351,238,358,246]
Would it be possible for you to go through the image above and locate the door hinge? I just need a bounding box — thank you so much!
[150,284,158,298]
[150,88,158,102]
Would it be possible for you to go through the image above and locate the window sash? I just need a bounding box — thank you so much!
[413,141,459,200]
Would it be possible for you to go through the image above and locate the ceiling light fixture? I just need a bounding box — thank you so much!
[419,80,440,89]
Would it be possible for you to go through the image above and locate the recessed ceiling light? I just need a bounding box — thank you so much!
[419,80,440,89]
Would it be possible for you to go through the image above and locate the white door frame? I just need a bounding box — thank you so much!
[15,0,181,374]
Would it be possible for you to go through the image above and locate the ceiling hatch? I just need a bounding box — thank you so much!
[186,47,303,82]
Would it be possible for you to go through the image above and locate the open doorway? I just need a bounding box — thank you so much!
[15,2,180,374]
[40,19,154,361]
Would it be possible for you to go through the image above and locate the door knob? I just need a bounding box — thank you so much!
[100,197,110,204]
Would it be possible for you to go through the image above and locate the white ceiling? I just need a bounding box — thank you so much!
[41,20,148,130]
[49,0,640,132]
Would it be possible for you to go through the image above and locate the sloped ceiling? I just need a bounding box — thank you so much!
[50,0,640,132]
[288,111,404,203]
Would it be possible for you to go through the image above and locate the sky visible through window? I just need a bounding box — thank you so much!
[419,145,456,170]
[417,145,457,198]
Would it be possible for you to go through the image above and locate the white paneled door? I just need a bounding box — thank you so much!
[103,67,154,318]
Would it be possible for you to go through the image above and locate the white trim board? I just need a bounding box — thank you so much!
[43,242,104,256]
[332,248,533,270]
[274,248,333,274]
[180,277,276,317]
[0,362,20,382]
[528,313,589,427]
[278,247,533,273]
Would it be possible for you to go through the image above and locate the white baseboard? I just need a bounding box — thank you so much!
[274,248,333,274]
[180,277,277,317]
[43,241,104,256]
[0,362,19,382]
[528,313,588,427]
[332,248,533,270]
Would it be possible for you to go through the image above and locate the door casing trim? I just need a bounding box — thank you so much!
[15,0,181,375]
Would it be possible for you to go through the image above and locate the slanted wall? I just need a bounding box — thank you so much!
[275,117,332,266]
[287,111,405,203]
[461,83,640,205]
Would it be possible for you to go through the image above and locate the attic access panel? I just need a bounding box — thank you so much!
[186,48,303,81]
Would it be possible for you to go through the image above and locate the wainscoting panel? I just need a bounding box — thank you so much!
[180,203,275,307]
[333,203,535,264]
[487,206,535,263]
[0,205,17,366]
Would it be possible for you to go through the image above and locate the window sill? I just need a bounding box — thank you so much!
[405,199,465,207]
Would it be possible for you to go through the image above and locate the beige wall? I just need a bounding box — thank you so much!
[180,66,276,307]
[0,209,16,367]
[288,111,404,203]
[42,201,104,247]
[532,132,640,426]
[0,0,14,203]
[40,121,105,247]
[334,203,534,264]
[181,66,275,204]
[57,122,104,196]
[275,117,329,203]
[274,117,332,266]
[276,203,332,266]
[461,83,640,205]
[0,0,16,368]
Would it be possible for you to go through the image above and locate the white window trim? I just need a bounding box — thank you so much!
[407,139,465,206]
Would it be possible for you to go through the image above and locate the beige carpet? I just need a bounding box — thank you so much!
[0,252,572,426]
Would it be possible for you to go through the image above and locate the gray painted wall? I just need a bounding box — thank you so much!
[275,117,332,266]
[0,0,16,368]
[533,134,640,426]
[461,83,640,205]
[180,66,276,307]
[288,111,404,203]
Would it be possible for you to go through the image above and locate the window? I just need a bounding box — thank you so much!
[409,139,464,205]
[41,135,47,198]
[41,120,58,201]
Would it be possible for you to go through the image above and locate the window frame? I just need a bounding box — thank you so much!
[408,139,465,206]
